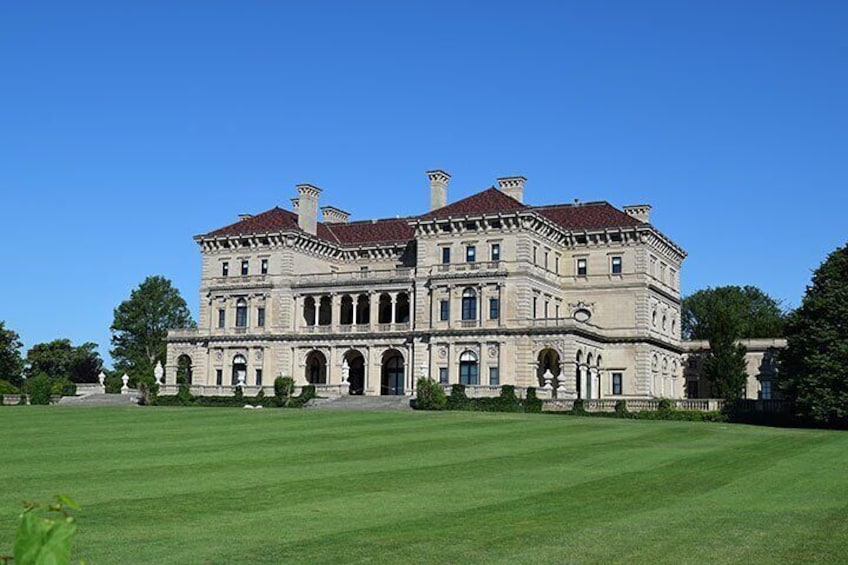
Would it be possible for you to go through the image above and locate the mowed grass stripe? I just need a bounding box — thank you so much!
[1,408,846,564]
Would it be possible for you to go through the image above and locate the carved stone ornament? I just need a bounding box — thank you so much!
[255,349,263,361]
[216,350,223,361]
[438,347,448,359]
[569,301,595,323]
[488,346,498,358]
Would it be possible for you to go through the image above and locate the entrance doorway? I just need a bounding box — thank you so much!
[345,351,365,395]
[381,350,404,395]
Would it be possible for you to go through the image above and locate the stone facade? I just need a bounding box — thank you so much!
[682,338,786,400]
[166,171,688,399]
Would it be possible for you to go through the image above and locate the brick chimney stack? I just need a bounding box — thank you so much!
[295,184,322,235]
[497,176,526,203]
[427,170,450,211]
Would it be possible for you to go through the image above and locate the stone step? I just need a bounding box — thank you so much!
[306,395,412,411]
[57,393,140,406]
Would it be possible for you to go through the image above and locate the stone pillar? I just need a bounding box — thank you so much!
[331,294,340,328]
[369,293,379,330]
[352,297,358,325]
[579,366,587,400]
[390,292,397,324]
[292,295,299,331]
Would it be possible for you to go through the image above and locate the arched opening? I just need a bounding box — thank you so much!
[459,350,479,385]
[305,351,327,384]
[340,295,354,325]
[232,354,247,385]
[378,294,392,324]
[176,354,193,385]
[395,292,410,323]
[303,297,316,326]
[575,351,583,398]
[235,298,248,328]
[355,294,370,325]
[537,348,561,384]
[585,353,594,399]
[381,349,405,395]
[344,350,365,395]
[318,296,332,326]
[461,288,477,321]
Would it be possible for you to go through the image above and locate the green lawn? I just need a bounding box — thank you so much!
[1,407,847,564]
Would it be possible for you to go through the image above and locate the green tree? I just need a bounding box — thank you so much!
[110,276,195,384]
[780,243,848,425]
[682,285,785,340]
[0,321,25,388]
[24,339,103,383]
[701,306,749,400]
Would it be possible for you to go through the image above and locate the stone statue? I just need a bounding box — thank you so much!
[154,361,164,386]
[121,374,130,394]
[341,358,350,385]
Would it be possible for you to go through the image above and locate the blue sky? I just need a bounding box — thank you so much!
[1,1,846,366]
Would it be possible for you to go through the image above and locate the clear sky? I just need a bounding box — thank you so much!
[1,1,846,366]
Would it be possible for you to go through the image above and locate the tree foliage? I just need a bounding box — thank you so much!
[0,321,24,388]
[682,285,785,340]
[110,276,195,383]
[701,306,749,400]
[24,339,103,383]
[780,243,848,425]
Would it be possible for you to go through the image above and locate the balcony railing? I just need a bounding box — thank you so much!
[291,268,413,288]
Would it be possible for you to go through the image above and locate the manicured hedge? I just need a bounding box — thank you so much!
[157,385,316,408]
[419,384,542,413]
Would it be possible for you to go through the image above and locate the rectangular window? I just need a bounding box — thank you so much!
[491,243,500,261]
[257,307,266,327]
[222,262,229,276]
[255,369,263,386]
[555,303,561,319]
[260,258,268,275]
[532,296,538,318]
[611,256,622,275]
[761,380,772,400]
[489,298,500,320]
[439,367,449,385]
[688,380,699,399]
[217,309,225,328]
[439,300,450,321]
[612,373,623,395]
[555,256,560,274]
[489,367,500,386]
[442,247,451,264]
[544,251,549,270]
[241,260,249,276]
[544,301,549,318]
[533,246,538,265]
[577,258,588,276]
[216,369,223,386]
[466,245,476,263]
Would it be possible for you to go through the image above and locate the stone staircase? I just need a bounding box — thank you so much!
[57,393,140,406]
[306,395,413,411]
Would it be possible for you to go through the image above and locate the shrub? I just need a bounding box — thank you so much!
[657,398,673,413]
[136,377,159,406]
[274,376,295,407]
[572,398,586,414]
[0,379,19,394]
[233,386,244,403]
[177,382,194,406]
[524,387,543,413]
[27,374,53,405]
[12,495,80,564]
[290,385,316,407]
[414,378,447,410]
[51,379,76,396]
[614,399,629,417]
[446,384,469,410]
[104,373,123,394]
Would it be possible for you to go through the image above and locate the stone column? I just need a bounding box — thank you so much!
[331,294,340,329]
[390,292,397,325]
[478,284,484,325]
[352,296,358,325]
[369,293,379,330]
[579,366,588,399]
[292,295,299,331]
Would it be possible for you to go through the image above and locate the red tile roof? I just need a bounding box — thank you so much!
[533,202,645,231]
[420,187,527,219]
[201,190,645,246]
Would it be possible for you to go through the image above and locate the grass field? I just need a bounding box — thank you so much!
[1,407,847,564]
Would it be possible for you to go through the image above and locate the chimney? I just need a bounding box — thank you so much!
[238,213,253,222]
[623,204,651,223]
[427,170,450,211]
[321,205,350,224]
[295,184,322,235]
[290,197,299,211]
[497,176,526,203]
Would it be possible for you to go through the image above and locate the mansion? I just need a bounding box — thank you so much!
[164,171,755,400]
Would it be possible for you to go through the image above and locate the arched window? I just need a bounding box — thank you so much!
[461,288,477,321]
[236,298,248,328]
[232,354,247,385]
[459,351,479,385]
